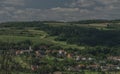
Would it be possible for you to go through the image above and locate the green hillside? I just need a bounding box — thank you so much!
[0,20,120,74]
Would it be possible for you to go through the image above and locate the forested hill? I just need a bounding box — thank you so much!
[0,20,120,47]
[1,19,120,26]
[69,19,120,24]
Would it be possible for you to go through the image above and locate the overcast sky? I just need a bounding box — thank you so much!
[0,0,120,22]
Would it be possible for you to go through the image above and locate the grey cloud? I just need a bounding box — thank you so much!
[70,0,96,8]
[68,0,120,10]
[0,0,120,22]
[0,0,25,6]
[98,0,119,4]
[51,7,79,12]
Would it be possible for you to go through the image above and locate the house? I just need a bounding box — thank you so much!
[100,64,119,71]
[64,51,67,55]
[57,50,66,58]
[53,71,62,74]
[107,64,120,71]
[35,51,40,57]
[88,64,100,70]
[16,46,34,55]
[67,53,72,59]
[35,50,45,57]
[28,46,33,51]
[31,65,38,71]
[81,57,87,61]
[100,66,109,71]
[45,50,52,54]
[75,55,81,61]
[108,56,120,61]
[58,50,64,55]
[116,66,120,70]
[16,50,23,55]
[77,64,86,69]
[88,57,94,61]
[51,50,58,54]
[67,66,80,71]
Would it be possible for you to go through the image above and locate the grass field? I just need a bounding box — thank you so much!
[0,29,85,50]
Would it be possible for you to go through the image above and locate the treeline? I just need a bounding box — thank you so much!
[82,46,120,56]
[1,19,120,27]
[0,21,45,28]
[70,19,120,24]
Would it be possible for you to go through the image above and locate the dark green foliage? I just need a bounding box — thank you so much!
[0,21,44,28]
[0,39,32,50]
[70,19,120,24]
[35,24,120,46]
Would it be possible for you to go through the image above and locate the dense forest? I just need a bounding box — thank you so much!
[36,25,120,47]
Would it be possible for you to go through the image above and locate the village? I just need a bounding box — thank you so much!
[15,45,120,73]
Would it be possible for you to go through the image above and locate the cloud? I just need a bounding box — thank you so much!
[51,7,79,12]
[68,0,120,10]
[69,0,96,8]
[9,8,99,21]
[0,0,120,22]
[0,0,25,6]
[98,0,119,4]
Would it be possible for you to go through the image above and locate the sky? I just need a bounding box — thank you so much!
[0,0,120,22]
